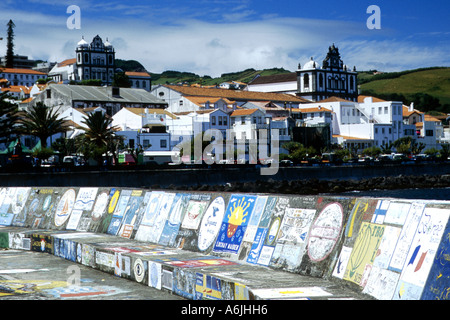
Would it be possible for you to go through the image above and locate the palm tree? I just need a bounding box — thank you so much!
[79,111,118,165]
[19,102,67,148]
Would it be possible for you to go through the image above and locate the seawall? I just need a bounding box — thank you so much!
[1,186,449,300]
[1,162,450,188]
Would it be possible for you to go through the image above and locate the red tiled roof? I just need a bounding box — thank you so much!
[165,84,310,103]
[0,68,47,75]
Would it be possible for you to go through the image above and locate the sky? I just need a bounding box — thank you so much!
[0,0,449,77]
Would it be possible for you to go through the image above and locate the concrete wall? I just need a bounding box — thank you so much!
[1,162,450,188]
[1,186,449,300]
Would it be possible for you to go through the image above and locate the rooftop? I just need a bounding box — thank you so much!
[248,72,297,85]
[45,84,167,105]
[164,84,310,104]
[0,68,47,75]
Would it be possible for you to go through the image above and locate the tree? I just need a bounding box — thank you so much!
[52,137,76,157]
[19,102,67,148]
[0,91,20,145]
[112,72,131,88]
[5,20,15,68]
[79,111,118,165]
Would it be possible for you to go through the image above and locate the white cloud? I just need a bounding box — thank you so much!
[1,5,448,76]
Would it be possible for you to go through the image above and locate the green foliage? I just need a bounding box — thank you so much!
[281,141,316,163]
[78,111,120,165]
[362,146,382,157]
[115,59,146,72]
[112,72,131,88]
[79,79,103,86]
[359,67,450,113]
[0,91,20,144]
[32,147,53,161]
[19,102,67,148]
[52,137,76,157]
[5,20,15,68]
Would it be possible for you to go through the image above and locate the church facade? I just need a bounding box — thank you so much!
[296,44,358,102]
[75,35,116,85]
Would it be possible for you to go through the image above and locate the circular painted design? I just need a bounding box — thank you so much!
[92,192,109,221]
[108,190,120,214]
[267,217,281,245]
[133,259,145,283]
[307,202,344,262]
[149,262,159,288]
[42,195,52,211]
[197,197,225,251]
[54,189,76,227]
[29,198,40,216]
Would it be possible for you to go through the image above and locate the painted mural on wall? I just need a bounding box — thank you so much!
[0,188,31,226]
[174,193,211,250]
[98,188,120,233]
[2,185,450,301]
[393,207,450,300]
[117,190,146,239]
[421,214,450,300]
[158,193,190,247]
[54,188,77,229]
[213,194,257,255]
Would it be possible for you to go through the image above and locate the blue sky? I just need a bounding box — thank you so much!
[0,0,449,77]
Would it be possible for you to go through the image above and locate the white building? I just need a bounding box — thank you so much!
[75,35,115,85]
[151,84,308,113]
[125,71,152,91]
[246,73,298,94]
[0,68,47,87]
[48,58,77,83]
[27,83,167,117]
[247,45,358,102]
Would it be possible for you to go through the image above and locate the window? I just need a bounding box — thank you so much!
[426,130,434,137]
[211,116,216,125]
[304,73,310,89]
[129,139,135,148]
[218,116,222,125]
[241,116,245,124]
[143,140,150,148]
[160,140,167,148]
[384,107,388,114]
[179,100,183,106]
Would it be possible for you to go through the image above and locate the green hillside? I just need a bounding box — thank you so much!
[150,68,292,86]
[359,67,450,113]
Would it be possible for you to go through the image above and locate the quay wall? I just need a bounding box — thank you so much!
[0,186,449,300]
[1,162,450,188]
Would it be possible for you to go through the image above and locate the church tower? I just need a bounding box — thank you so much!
[76,35,115,85]
[296,44,358,102]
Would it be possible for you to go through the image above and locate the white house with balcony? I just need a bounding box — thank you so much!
[111,107,176,163]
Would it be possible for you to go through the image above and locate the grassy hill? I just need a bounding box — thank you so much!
[149,68,292,86]
[359,67,450,113]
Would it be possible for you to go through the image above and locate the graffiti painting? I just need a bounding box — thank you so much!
[158,193,190,247]
[213,195,256,255]
[54,189,77,228]
[394,207,450,300]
